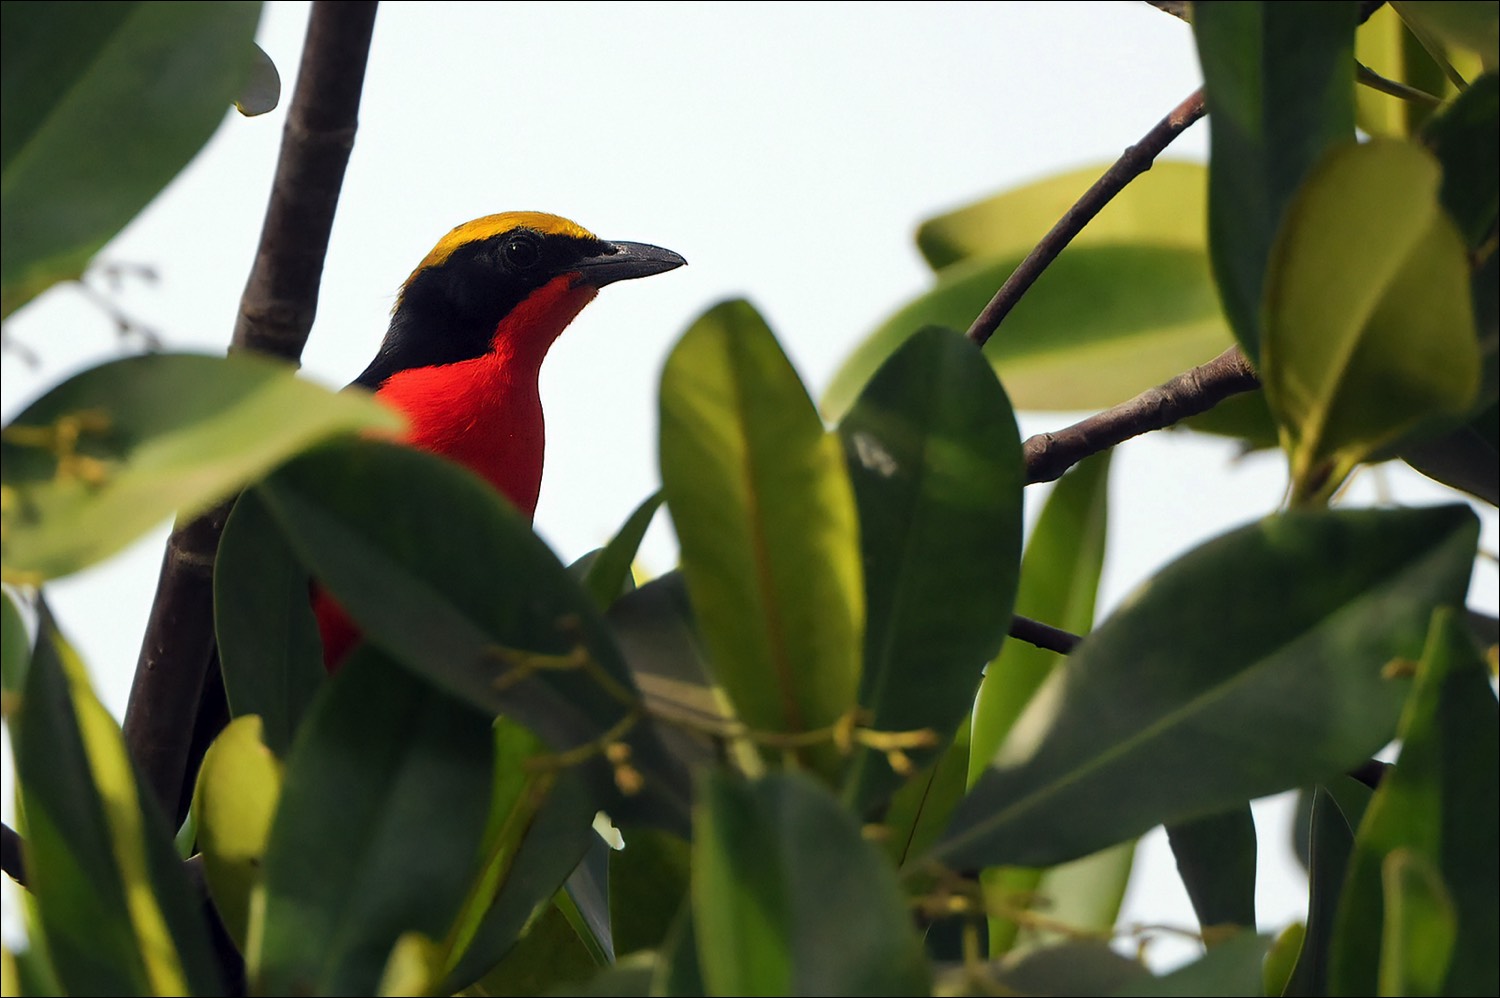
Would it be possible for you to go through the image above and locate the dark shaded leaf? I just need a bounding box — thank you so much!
[0,2,263,314]
[256,439,690,827]
[1194,1,1358,360]
[937,505,1477,870]
[214,489,323,754]
[839,327,1023,810]
[1166,805,1259,932]
[256,650,494,996]
[693,770,928,996]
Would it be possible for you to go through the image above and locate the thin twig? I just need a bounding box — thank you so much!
[1023,346,1261,485]
[965,88,1206,347]
[1007,613,1082,654]
[123,2,379,823]
[1,821,25,888]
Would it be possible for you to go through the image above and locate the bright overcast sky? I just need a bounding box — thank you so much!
[3,0,1496,967]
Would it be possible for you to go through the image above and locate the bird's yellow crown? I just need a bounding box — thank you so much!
[412,212,598,276]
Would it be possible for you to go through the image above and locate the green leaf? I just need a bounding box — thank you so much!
[1264,922,1306,998]
[660,300,863,781]
[1111,931,1273,997]
[439,724,598,993]
[192,714,282,950]
[1376,849,1458,997]
[1286,788,1358,997]
[915,160,1210,271]
[214,489,324,754]
[10,603,221,995]
[986,841,1135,957]
[255,439,690,827]
[880,716,972,869]
[968,451,1111,955]
[1392,1,1500,71]
[838,327,1023,810]
[1422,73,1499,248]
[1166,805,1259,933]
[824,246,1231,422]
[1194,1,1359,361]
[605,571,729,772]
[581,491,662,609]
[610,828,691,958]
[692,770,928,996]
[464,901,599,997]
[0,2,264,315]
[255,649,495,996]
[1329,608,1499,997]
[935,505,1478,870]
[1355,6,1456,139]
[1,352,401,582]
[970,452,1110,783]
[1,587,29,711]
[1262,140,1480,505]
[1401,401,1500,505]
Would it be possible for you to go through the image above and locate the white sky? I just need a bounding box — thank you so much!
[3,0,1496,971]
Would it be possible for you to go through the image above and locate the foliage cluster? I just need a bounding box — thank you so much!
[1,3,1495,996]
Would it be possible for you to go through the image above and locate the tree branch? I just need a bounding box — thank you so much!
[123,2,379,822]
[1023,345,1261,485]
[1007,613,1082,654]
[965,87,1206,348]
[2,821,25,888]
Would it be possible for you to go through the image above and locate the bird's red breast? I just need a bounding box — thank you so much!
[313,213,684,668]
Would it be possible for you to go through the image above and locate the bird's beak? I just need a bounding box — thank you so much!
[573,240,687,288]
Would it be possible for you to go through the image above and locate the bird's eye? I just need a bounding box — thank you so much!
[502,233,541,271]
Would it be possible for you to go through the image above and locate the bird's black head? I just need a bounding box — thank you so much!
[354,212,685,390]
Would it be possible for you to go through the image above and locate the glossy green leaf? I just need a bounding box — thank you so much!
[1330,609,1498,996]
[1286,788,1358,997]
[439,726,598,993]
[1194,1,1358,361]
[1,587,29,711]
[1262,140,1480,505]
[660,300,863,781]
[0,2,263,315]
[1377,849,1458,997]
[255,649,494,996]
[214,489,323,754]
[824,246,1231,422]
[10,604,221,995]
[936,505,1477,870]
[192,714,282,950]
[880,717,971,868]
[581,491,662,609]
[692,770,928,997]
[605,571,729,773]
[1392,1,1500,70]
[1422,73,1499,248]
[610,827,691,959]
[1111,931,1273,997]
[1400,401,1500,506]
[969,452,1111,954]
[465,901,598,997]
[839,327,1023,809]
[915,160,1209,271]
[970,452,1110,783]
[1,352,401,582]
[1166,805,1259,933]
[1264,922,1306,998]
[255,439,690,827]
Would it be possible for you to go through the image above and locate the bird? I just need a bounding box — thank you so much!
[312,211,687,666]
